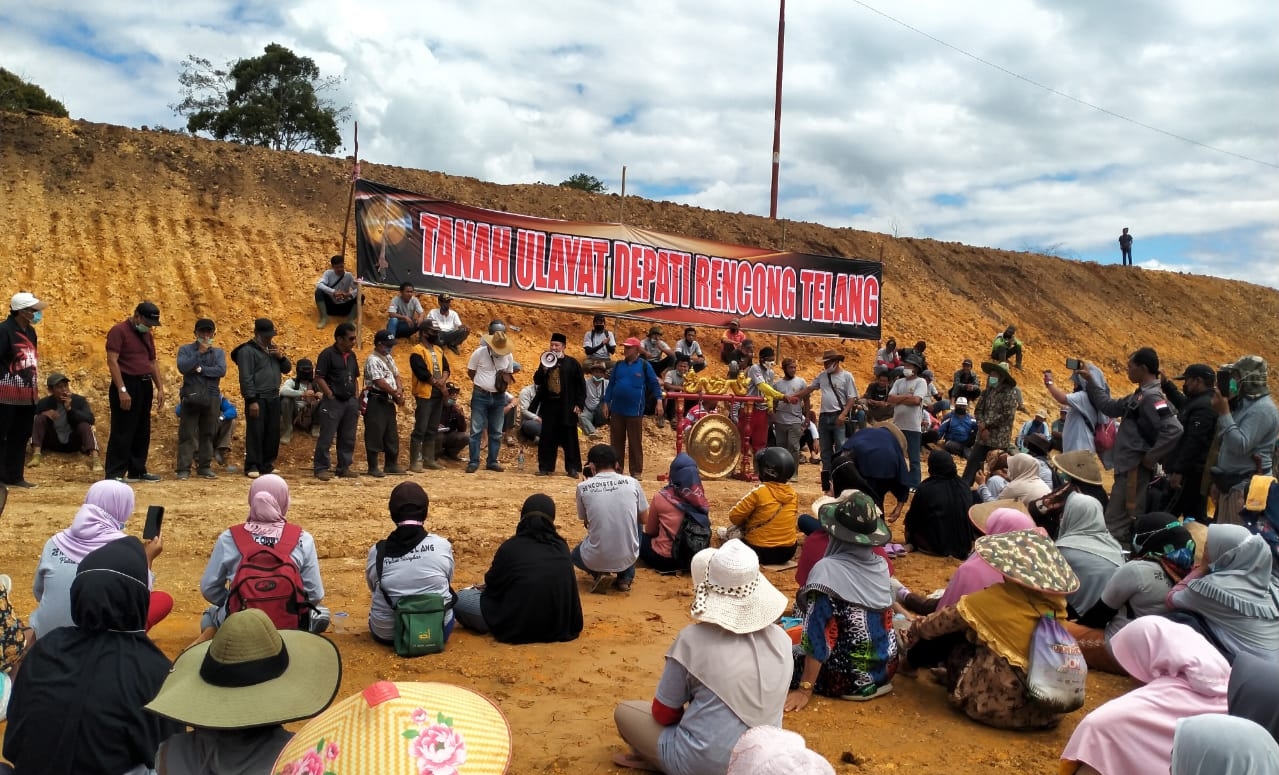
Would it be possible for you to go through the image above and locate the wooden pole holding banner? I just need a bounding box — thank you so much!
[339,122,360,258]
[769,0,785,220]
[620,165,627,223]
[344,122,362,343]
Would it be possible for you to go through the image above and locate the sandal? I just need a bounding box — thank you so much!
[612,751,662,772]
[589,574,610,594]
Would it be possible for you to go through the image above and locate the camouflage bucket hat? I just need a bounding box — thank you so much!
[1229,355,1269,398]
[973,529,1080,595]
[819,490,892,547]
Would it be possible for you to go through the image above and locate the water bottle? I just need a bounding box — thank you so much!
[517,447,526,471]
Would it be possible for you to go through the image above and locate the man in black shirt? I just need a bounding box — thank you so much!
[312,322,361,480]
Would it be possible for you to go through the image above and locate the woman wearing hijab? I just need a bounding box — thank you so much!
[30,479,171,638]
[1167,523,1279,660]
[454,493,583,644]
[1000,453,1052,504]
[1228,653,1279,744]
[4,537,180,774]
[787,492,898,707]
[198,474,327,641]
[612,539,791,774]
[642,453,711,572]
[1054,493,1124,619]
[903,529,1080,730]
[903,449,975,559]
[1066,513,1196,673]
[1059,617,1230,775]
[897,504,1036,615]
[366,481,455,647]
[1170,715,1279,775]
[144,609,341,774]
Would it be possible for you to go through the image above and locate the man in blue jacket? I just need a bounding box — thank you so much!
[601,337,663,478]
[938,396,977,456]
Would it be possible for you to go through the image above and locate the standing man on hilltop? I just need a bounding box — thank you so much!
[232,318,291,479]
[105,302,165,482]
[0,292,46,488]
[1119,227,1134,266]
[175,318,225,480]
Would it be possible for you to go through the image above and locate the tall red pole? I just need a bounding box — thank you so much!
[769,0,785,220]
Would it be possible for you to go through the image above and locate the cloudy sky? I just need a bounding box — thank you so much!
[5,1,1277,285]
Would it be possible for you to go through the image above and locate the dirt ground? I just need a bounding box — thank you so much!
[2,111,1277,773]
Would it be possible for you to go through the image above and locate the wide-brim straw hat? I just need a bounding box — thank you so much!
[273,681,512,775]
[482,331,513,356]
[980,360,1016,387]
[973,529,1080,595]
[817,349,844,363]
[689,540,788,634]
[1050,449,1105,486]
[968,499,1030,535]
[729,726,835,775]
[145,608,341,729]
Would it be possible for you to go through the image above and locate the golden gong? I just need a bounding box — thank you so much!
[686,414,741,480]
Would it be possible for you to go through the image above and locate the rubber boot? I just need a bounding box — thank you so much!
[316,301,329,329]
[422,442,443,471]
[365,449,384,477]
[821,470,831,494]
[409,441,425,473]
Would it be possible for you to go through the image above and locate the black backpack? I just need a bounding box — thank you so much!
[665,512,711,570]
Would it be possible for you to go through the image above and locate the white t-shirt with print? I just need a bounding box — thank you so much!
[576,471,647,573]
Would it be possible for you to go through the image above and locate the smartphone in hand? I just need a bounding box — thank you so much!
[1216,369,1234,398]
[1065,357,1083,371]
[143,505,164,540]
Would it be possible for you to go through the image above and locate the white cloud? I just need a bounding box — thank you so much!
[6,0,1278,285]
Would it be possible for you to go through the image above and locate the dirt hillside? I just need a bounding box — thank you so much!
[1,111,1277,774]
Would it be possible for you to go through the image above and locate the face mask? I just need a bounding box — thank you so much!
[134,323,151,334]
[30,310,42,324]
[763,360,775,369]
[591,376,604,383]
[198,336,213,346]
[955,407,967,415]
[594,324,605,332]
[902,368,915,378]
[826,363,839,374]
[447,398,456,406]
[987,376,999,387]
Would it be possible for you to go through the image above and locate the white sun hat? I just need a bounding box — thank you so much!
[689,539,787,634]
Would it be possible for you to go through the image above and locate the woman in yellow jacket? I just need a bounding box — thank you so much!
[726,448,800,564]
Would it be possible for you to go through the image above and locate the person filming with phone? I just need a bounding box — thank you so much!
[1207,355,1279,525]
[1076,348,1183,545]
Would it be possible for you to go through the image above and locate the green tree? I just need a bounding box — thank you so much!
[0,68,69,117]
[560,173,607,194]
[172,43,348,154]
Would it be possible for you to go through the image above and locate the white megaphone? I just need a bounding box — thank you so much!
[540,351,561,369]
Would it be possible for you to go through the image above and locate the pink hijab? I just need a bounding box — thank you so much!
[1061,617,1231,775]
[50,480,136,562]
[936,509,1034,609]
[244,474,290,539]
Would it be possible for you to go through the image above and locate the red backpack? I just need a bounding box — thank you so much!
[226,523,312,630]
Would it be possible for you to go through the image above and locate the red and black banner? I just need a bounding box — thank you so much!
[355,179,881,339]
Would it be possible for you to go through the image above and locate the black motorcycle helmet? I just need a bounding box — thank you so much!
[755,446,796,483]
